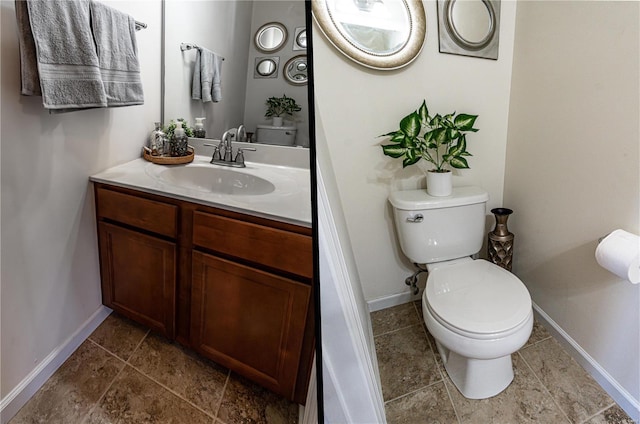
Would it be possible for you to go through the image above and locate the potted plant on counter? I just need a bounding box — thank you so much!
[265,94,302,127]
[380,100,479,196]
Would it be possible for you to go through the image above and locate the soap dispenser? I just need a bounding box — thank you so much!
[169,122,188,157]
[149,122,166,156]
[194,117,206,138]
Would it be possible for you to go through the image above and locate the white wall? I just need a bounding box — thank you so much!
[312,0,518,301]
[504,0,639,415]
[163,0,252,139]
[243,1,309,147]
[1,0,161,405]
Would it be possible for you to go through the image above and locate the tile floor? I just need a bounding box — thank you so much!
[372,302,636,424]
[10,312,299,424]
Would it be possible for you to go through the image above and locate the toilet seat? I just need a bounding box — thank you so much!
[426,259,531,337]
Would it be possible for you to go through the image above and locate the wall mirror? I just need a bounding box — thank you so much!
[312,0,427,70]
[293,27,307,51]
[255,22,288,53]
[255,57,279,78]
[163,1,310,147]
[283,55,308,85]
[437,0,500,60]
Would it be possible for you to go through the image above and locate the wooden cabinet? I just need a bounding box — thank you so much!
[94,183,314,403]
[191,252,310,398]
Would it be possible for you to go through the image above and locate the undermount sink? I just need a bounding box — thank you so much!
[156,165,275,195]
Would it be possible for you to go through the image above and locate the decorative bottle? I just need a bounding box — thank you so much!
[194,117,206,138]
[169,123,188,157]
[488,208,515,271]
[149,122,166,156]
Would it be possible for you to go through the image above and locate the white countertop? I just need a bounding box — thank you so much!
[90,155,311,227]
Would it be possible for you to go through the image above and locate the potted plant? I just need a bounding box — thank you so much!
[265,94,302,127]
[380,100,479,196]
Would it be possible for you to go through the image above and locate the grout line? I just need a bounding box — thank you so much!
[441,374,462,424]
[520,335,553,351]
[373,322,422,338]
[125,362,218,420]
[577,403,617,424]
[382,380,449,405]
[79,343,128,424]
[516,350,573,424]
[213,371,232,420]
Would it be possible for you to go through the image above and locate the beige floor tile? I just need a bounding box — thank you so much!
[86,365,211,424]
[385,382,458,424]
[447,354,569,423]
[523,320,552,348]
[88,313,148,361]
[217,373,298,424]
[520,338,614,423]
[371,303,421,336]
[129,332,229,416]
[10,341,124,424]
[583,405,636,424]
[375,324,441,401]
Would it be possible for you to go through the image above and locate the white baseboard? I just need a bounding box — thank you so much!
[532,303,640,423]
[367,289,421,312]
[0,306,112,424]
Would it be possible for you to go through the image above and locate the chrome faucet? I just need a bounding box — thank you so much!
[204,127,255,168]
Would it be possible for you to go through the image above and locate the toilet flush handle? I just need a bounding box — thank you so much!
[406,214,424,223]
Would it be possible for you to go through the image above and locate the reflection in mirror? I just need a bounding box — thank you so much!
[293,27,307,51]
[255,57,279,78]
[437,0,500,59]
[163,1,309,147]
[283,55,307,85]
[312,0,426,70]
[254,22,288,53]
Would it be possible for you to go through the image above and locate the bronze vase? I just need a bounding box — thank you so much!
[488,208,514,271]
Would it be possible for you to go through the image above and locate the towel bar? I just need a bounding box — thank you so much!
[180,43,225,60]
[134,20,146,30]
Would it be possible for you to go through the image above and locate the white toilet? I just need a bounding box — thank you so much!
[389,186,533,399]
[255,124,297,146]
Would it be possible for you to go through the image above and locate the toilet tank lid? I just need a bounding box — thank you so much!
[257,124,296,130]
[389,186,489,211]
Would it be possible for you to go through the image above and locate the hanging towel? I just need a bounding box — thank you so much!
[192,47,223,103]
[90,0,144,106]
[20,0,107,109]
[15,0,40,96]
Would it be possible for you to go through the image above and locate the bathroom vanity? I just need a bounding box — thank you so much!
[90,154,313,403]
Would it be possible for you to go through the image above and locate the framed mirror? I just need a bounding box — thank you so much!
[283,55,308,85]
[437,0,500,60]
[293,27,307,51]
[254,57,279,78]
[254,22,288,53]
[312,0,427,70]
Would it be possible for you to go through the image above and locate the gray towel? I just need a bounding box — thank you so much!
[15,0,40,95]
[22,0,107,109]
[192,48,222,103]
[90,0,144,106]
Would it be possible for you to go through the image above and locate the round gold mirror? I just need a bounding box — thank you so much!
[254,22,288,53]
[312,0,427,70]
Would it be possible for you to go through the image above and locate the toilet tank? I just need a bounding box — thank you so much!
[256,124,297,146]
[389,186,489,264]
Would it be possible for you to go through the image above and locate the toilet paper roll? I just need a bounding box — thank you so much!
[595,229,640,284]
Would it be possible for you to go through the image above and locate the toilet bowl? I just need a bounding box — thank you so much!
[389,187,533,399]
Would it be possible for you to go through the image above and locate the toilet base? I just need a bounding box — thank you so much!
[438,340,514,399]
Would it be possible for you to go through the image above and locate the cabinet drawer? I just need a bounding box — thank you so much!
[192,211,312,279]
[96,187,177,238]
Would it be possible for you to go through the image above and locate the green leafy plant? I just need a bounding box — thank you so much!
[164,119,194,139]
[265,94,302,118]
[381,100,479,171]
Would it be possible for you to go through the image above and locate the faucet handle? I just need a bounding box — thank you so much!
[234,147,256,165]
[204,143,222,161]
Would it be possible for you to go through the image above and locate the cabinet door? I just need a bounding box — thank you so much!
[191,251,310,400]
[98,222,176,338]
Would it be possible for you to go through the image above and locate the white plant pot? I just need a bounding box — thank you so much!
[426,170,452,197]
[272,116,284,127]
